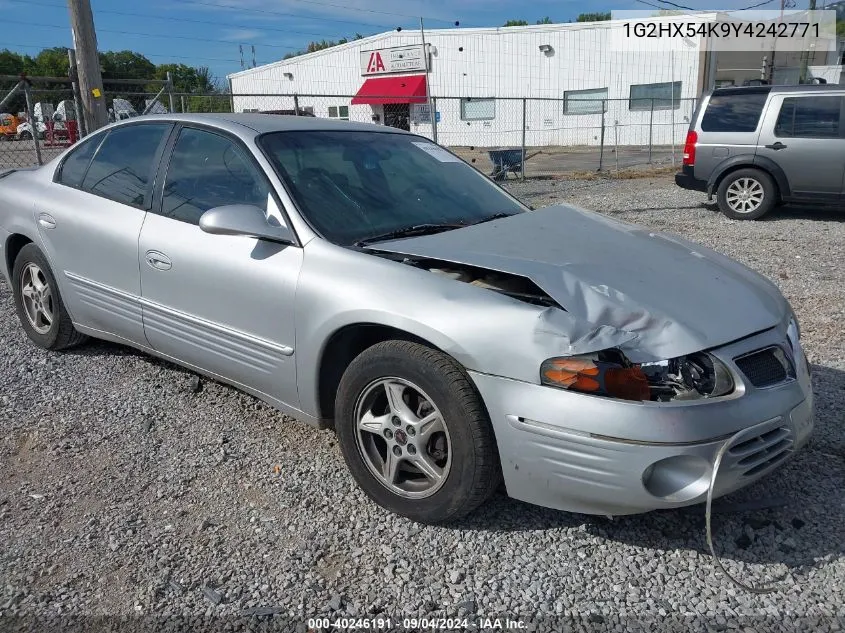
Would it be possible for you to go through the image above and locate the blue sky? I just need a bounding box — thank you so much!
[3,0,771,80]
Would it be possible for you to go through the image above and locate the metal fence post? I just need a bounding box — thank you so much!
[68,49,87,138]
[671,98,676,166]
[598,101,606,172]
[614,119,619,173]
[648,98,654,164]
[166,71,175,113]
[0,80,23,113]
[431,97,438,143]
[23,81,43,166]
[181,95,187,113]
[293,94,300,116]
[521,98,526,181]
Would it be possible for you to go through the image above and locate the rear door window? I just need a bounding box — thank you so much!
[774,96,842,139]
[81,124,171,208]
[700,92,768,132]
[56,132,104,188]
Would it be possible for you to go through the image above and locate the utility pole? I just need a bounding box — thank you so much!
[798,0,817,83]
[419,17,437,142]
[67,0,108,132]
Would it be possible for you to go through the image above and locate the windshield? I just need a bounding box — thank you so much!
[258,130,526,245]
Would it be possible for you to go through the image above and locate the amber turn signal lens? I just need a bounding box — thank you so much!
[541,356,651,401]
[542,358,602,392]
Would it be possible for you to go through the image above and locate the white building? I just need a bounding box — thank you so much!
[228,13,837,147]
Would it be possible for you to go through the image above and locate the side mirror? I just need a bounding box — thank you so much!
[199,204,295,244]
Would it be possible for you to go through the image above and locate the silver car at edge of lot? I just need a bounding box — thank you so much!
[0,114,813,523]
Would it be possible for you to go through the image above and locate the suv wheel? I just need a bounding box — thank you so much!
[335,340,501,523]
[717,168,776,220]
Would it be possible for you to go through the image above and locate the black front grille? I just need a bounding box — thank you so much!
[734,347,789,388]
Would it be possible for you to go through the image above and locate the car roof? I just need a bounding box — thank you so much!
[109,112,409,137]
[711,84,845,97]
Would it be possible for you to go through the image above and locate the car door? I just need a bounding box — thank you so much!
[756,93,845,200]
[35,122,172,345]
[138,125,302,407]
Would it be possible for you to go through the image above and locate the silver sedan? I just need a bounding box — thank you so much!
[0,114,813,522]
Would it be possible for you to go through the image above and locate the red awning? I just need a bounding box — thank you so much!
[351,74,427,105]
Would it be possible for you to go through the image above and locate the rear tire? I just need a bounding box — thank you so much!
[18,131,32,141]
[335,340,501,523]
[717,168,776,220]
[11,244,87,350]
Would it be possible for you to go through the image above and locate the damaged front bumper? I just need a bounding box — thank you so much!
[469,327,814,515]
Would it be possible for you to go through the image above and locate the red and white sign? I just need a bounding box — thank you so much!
[360,44,428,76]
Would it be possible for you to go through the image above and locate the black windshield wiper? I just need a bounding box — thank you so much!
[465,212,516,226]
[354,223,464,247]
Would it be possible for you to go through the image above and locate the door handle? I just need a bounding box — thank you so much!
[145,250,172,271]
[37,212,56,229]
[764,142,787,150]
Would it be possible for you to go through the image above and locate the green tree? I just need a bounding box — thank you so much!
[153,63,198,93]
[503,19,529,26]
[99,50,156,81]
[536,17,554,24]
[30,47,70,77]
[0,49,27,76]
[576,12,611,22]
[283,33,365,60]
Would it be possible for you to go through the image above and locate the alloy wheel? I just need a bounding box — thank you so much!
[354,377,452,499]
[19,262,54,334]
[725,177,764,214]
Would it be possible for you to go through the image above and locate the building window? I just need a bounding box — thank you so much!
[629,81,682,111]
[460,98,495,121]
[328,105,349,120]
[563,88,608,115]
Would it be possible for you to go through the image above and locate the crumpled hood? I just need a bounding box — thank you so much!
[371,205,787,361]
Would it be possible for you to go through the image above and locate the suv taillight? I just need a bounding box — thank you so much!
[682,130,697,166]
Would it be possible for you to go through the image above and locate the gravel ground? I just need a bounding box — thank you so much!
[1,176,844,632]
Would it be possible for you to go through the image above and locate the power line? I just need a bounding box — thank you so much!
[4,18,302,49]
[279,0,461,24]
[738,0,776,8]
[4,0,380,40]
[634,0,674,9]
[2,42,251,64]
[649,0,698,10]
[181,0,409,29]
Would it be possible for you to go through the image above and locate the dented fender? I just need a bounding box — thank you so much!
[293,239,645,419]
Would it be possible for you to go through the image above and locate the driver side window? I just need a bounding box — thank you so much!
[160,127,270,225]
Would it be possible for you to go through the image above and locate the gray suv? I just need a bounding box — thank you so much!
[675,85,845,219]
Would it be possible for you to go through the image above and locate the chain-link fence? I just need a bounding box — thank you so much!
[227,93,699,179]
[3,82,698,177]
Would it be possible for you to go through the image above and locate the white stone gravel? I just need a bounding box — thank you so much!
[1,176,843,631]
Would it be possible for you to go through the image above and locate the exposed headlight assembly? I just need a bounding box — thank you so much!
[541,349,734,402]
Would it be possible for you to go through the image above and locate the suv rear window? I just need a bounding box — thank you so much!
[700,92,768,132]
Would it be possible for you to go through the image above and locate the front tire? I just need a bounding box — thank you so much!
[335,340,501,523]
[11,244,87,350]
[717,168,776,220]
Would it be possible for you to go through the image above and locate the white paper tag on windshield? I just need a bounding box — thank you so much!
[411,141,462,163]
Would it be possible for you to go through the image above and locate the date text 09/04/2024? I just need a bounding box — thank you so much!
[307,617,528,630]
[624,21,820,39]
